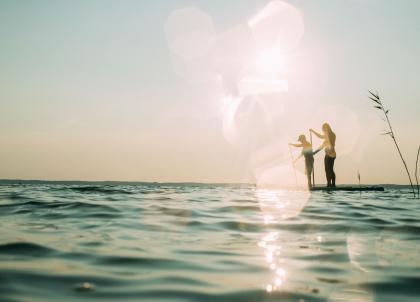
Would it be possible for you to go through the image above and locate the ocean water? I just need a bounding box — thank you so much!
[0,183,419,302]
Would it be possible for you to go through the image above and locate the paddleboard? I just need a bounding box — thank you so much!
[310,186,384,192]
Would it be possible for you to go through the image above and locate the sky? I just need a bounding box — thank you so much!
[0,0,419,185]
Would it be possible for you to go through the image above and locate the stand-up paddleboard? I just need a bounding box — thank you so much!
[310,186,384,192]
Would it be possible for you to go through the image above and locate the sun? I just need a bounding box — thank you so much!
[257,48,284,75]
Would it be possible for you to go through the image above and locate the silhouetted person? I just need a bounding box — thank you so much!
[289,134,319,189]
[310,123,336,187]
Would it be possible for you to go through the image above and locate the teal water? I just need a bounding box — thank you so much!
[0,183,419,302]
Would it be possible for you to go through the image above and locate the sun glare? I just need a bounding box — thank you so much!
[257,48,284,75]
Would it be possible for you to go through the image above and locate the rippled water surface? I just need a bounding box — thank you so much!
[1,183,419,302]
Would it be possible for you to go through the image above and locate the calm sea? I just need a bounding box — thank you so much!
[0,182,419,302]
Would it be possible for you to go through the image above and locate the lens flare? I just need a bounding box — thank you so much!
[165,2,330,184]
[249,0,304,51]
[238,76,288,96]
[256,48,285,75]
[165,7,216,60]
[255,188,310,219]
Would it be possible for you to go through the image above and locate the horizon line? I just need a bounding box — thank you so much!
[0,178,412,187]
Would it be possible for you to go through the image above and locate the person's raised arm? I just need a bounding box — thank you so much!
[309,128,325,139]
[289,143,303,148]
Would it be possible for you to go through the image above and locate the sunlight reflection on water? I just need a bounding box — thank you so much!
[258,231,288,293]
[255,188,310,294]
[256,188,310,219]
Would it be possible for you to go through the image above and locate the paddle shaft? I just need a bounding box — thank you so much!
[310,132,315,186]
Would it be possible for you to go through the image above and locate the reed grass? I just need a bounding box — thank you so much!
[368,91,416,198]
[416,146,420,197]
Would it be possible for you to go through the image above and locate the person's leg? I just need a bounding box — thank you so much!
[331,157,336,187]
[308,167,313,188]
[306,165,312,189]
[324,155,331,187]
[308,158,314,189]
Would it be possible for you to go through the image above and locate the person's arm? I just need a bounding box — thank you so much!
[309,129,325,139]
[312,148,323,156]
[289,143,303,147]
[312,142,326,155]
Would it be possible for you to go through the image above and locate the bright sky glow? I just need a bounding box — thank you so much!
[0,0,419,184]
[256,48,285,75]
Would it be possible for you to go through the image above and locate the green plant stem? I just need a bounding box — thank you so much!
[416,145,420,198]
[383,111,416,198]
[368,90,416,198]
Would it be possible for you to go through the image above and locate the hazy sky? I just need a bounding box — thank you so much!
[1,0,419,184]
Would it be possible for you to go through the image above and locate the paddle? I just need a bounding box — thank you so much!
[310,132,315,187]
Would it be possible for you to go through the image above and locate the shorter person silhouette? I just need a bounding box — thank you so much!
[289,135,321,189]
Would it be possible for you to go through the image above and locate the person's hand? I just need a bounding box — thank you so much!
[309,128,314,133]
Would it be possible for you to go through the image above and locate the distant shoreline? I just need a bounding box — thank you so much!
[0,179,412,188]
[0,179,252,187]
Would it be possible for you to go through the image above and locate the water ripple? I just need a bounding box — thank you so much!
[0,183,419,301]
